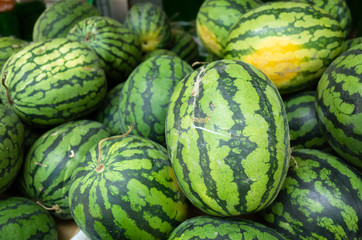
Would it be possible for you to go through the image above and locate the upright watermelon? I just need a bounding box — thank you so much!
[0,104,24,194]
[196,0,263,57]
[67,16,142,85]
[20,120,111,219]
[119,54,193,146]
[315,43,362,169]
[223,1,344,94]
[69,135,189,240]
[169,28,200,64]
[0,197,57,239]
[261,149,362,240]
[33,0,100,42]
[165,59,291,217]
[0,38,107,127]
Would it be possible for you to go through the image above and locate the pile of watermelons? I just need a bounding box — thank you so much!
[0,0,361,239]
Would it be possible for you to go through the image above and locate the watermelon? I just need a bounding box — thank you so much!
[0,38,107,127]
[69,135,189,240]
[95,82,125,135]
[32,0,100,42]
[168,215,287,240]
[0,36,28,71]
[223,1,344,94]
[165,59,291,216]
[341,36,362,53]
[294,0,352,38]
[20,120,111,219]
[67,16,143,86]
[315,43,362,169]
[0,104,24,194]
[0,196,57,239]
[196,0,263,57]
[260,148,362,240]
[283,90,331,151]
[143,49,178,61]
[119,54,193,146]
[124,2,172,53]
[169,28,200,64]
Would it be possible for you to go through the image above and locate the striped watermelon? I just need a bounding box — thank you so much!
[0,38,107,127]
[165,59,291,216]
[0,36,28,71]
[261,148,362,240]
[119,54,193,146]
[32,0,100,42]
[169,28,200,64]
[283,90,331,151]
[0,104,24,194]
[168,215,287,240]
[96,82,125,135]
[0,196,57,239]
[294,0,352,38]
[196,0,263,57]
[143,49,178,61]
[67,16,142,86]
[20,120,111,219]
[315,43,362,169]
[341,36,362,53]
[223,1,344,94]
[69,135,189,240]
[124,2,172,53]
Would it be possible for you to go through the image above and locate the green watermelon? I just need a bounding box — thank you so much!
[119,54,193,146]
[223,1,344,94]
[0,104,24,194]
[69,135,189,240]
[261,148,362,240]
[20,120,111,219]
[0,196,57,239]
[283,90,331,151]
[165,59,291,217]
[196,0,263,57]
[0,36,28,71]
[294,0,352,38]
[0,38,107,127]
[124,2,172,53]
[32,0,100,42]
[67,16,143,86]
[96,82,125,135]
[168,215,287,240]
[143,49,178,61]
[169,28,200,64]
[315,43,362,169]
[341,36,362,53]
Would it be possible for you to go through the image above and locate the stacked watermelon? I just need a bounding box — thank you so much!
[0,0,362,239]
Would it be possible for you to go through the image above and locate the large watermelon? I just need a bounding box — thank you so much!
[0,104,24,194]
[69,135,189,240]
[168,215,287,240]
[315,43,362,169]
[20,120,111,219]
[0,196,57,239]
[67,16,142,86]
[165,59,291,216]
[261,148,362,240]
[223,1,344,94]
[119,54,193,146]
[196,0,263,57]
[32,0,100,42]
[0,38,107,127]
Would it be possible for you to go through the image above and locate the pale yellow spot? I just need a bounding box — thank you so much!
[197,23,222,56]
[243,37,302,87]
[141,28,162,52]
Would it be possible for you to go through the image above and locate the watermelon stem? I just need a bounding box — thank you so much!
[36,200,62,213]
[1,72,13,105]
[96,124,135,173]
[191,61,208,68]
[291,155,298,169]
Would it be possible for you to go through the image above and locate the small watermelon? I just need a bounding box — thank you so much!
[223,1,344,94]
[0,196,57,239]
[143,49,178,61]
[341,36,362,53]
[261,148,362,240]
[315,43,362,169]
[165,59,291,216]
[169,28,200,64]
[32,0,100,42]
[69,135,189,240]
[168,215,287,240]
[0,36,28,71]
[0,38,107,127]
[20,120,111,219]
[124,2,172,52]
